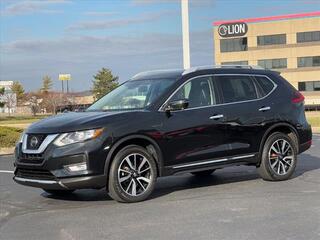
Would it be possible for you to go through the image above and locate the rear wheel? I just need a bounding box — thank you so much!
[191,169,215,177]
[43,189,74,195]
[258,132,297,181]
[108,145,157,203]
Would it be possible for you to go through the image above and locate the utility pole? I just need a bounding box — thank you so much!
[181,0,190,69]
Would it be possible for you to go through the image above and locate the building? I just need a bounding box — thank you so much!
[213,11,320,106]
[0,80,17,114]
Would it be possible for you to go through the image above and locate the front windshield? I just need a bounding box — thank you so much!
[87,79,175,111]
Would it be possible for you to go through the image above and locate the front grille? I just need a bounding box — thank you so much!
[15,168,56,180]
[26,134,47,150]
[19,153,44,164]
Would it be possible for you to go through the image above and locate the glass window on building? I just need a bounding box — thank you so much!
[221,61,248,65]
[257,34,286,46]
[297,31,320,43]
[220,37,247,52]
[298,56,320,67]
[258,58,287,69]
[298,81,320,91]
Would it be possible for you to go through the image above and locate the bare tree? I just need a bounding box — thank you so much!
[40,92,71,114]
[0,92,17,116]
[25,93,41,116]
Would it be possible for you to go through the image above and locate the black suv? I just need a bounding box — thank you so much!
[14,66,312,202]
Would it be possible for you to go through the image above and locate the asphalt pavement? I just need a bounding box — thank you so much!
[0,135,320,240]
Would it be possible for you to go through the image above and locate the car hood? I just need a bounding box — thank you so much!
[26,111,124,134]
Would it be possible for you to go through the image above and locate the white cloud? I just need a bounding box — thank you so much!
[83,11,119,16]
[67,10,177,31]
[132,0,215,7]
[1,0,71,16]
[0,31,213,91]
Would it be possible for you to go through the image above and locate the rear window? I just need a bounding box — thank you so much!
[254,76,275,96]
[215,75,258,103]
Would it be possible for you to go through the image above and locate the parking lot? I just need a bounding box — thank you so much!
[0,135,319,240]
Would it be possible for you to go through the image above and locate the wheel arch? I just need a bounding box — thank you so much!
[104,134,164,178]
[258,122,299,164]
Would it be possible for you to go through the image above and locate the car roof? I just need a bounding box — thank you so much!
[130,66,276,81]
[131,69,184,80]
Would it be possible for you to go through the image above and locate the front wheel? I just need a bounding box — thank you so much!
[108,145,157,203]
[258,132,297,181]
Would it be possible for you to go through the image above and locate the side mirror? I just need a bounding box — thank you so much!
[165,99,189,112]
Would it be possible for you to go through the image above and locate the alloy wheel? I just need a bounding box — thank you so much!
[117,153,152,196]
[268,139,294,176]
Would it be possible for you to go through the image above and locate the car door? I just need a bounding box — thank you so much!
[160,75,228,167]
[211,74,269,157]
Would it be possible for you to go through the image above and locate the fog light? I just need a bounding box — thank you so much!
[65,163,87,172]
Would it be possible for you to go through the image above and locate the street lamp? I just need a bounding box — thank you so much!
[181,0,190,69]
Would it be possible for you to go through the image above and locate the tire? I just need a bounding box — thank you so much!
[191,169,215,177]
[108,145,157,203]
[43,189,74,195]
[258,132,297,181]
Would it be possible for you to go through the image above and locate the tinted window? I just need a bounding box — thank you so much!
[297,31,320,43]
[220,37,247,52]
[254,76,275,96]
[216,75,257,103]
[298,56,320,67]
[258,58,287,69]
[88,79,174,111]
[257,34,286,46]
[170,76,214,108]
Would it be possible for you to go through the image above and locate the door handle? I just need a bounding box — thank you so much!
[209,114,224,120]
[259,106,271,112]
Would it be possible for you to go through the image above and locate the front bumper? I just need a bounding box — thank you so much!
[13,174,106,190]
[14,136,112,190]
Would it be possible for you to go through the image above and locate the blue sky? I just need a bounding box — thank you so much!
[0,0,319,92]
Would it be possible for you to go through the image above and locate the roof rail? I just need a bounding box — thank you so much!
[131,68,183,80]
[182,65,265,75]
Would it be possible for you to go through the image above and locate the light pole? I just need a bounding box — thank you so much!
[181,0,190,69]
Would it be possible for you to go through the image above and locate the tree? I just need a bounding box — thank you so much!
[11,81,25,105]
[0,87,5,108]
[92,68,119,100]
[0,91,16,116]
[27,93,41,116]
[41,75,53,94]
[41,92,70,114]
[0,86,16,115]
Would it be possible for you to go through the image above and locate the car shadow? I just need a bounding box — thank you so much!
[43,152,319,202]
[42,189,112,201]
[150,152,320,200]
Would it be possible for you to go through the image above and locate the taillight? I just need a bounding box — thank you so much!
[292,91,305,104]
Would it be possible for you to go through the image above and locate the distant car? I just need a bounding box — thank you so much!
[14,66,312,203]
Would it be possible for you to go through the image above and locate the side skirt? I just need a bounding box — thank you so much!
[163,153,259,176]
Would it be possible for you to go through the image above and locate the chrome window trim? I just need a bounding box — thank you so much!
[22,134,59,154]
[158,74,277,112]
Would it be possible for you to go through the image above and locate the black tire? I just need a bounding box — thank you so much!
[191,169,215,177]
[108,145,157,203]
[258,132,297,181]
[43,189,74,195]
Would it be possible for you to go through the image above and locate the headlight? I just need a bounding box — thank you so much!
[54,128,104,147]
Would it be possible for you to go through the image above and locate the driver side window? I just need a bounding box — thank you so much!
[170,76,215,109]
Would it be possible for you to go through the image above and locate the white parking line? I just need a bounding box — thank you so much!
[0,170,14,174]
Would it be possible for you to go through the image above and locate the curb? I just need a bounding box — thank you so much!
[312,127,320,134]
[0,148,15,156]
